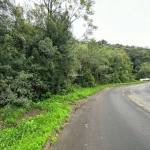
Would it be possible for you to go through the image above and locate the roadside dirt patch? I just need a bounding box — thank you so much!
[15,108,44,125]
[22,108,43,119]
[0,109,43,129]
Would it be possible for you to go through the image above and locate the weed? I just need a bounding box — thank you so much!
[0,81,141,150]
[51,134,59,145]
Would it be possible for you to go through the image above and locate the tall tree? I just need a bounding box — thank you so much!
[138,62,150,79]
[31,0,97,41]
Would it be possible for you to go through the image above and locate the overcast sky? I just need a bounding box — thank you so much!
[92,0,150,47]
[16,0,150,47]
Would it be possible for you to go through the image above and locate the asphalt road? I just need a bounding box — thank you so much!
[53,82,150,150]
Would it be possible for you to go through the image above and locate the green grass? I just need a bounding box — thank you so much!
[0,105,26,124]
[51,133,59,145]
[0,102,70,150]
[0,81,142,150]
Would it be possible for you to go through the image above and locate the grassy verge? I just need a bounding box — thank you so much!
[0,81,142,150]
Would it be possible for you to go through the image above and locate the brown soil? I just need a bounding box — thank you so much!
[15,108,44,125]
[0,108,43,129]
[22,108,43,119]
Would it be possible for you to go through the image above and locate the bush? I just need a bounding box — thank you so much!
[79,70,95,87]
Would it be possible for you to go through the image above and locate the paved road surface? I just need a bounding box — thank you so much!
[53,83,150,150]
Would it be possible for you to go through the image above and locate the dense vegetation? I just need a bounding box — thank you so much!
[0,82,141,150]
[1,0,150,107]
[1,0,150,149]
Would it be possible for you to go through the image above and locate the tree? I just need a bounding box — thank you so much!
[98,39,108,45]
[102,47,134,83]
[138,62,150,79]
[29,0,97,41]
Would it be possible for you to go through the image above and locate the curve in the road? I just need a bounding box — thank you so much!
[53,83,150,150]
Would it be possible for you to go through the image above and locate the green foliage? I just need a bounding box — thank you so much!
[0,0,149,120]
[106,48,133,83]
[0,102,70,150]
[119,45,150,78]
[0,81,142,150]
[51,134,59,145]
[1,1,148,149]
[137,62,150,78]
[0,105,25,124]
[76,70,95,87]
